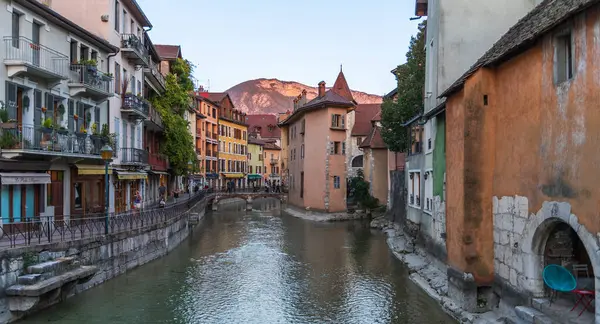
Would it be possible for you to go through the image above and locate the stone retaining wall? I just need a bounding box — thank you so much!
[0,196,211,323]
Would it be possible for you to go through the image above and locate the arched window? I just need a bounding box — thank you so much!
[351,155,363,168]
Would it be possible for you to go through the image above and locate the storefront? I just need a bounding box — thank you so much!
[113,171,147,213]
[0,172,50,227]
[71,164,111,217]
[147,170,169,206]
[247,174,262,188]
[205,173,219,189]
[221,173,244,190]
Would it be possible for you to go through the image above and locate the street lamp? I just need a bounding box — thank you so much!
[187,160,193,194]
[100,145,113,235]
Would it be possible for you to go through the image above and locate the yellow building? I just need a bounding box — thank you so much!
[263,141,282,185]
[207,93,248,189]
[277,111,291,187]
[247,137,265,188]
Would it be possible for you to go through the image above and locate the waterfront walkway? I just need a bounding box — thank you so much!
[0,191,210,250]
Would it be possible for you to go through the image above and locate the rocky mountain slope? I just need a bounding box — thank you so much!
[226,78,382,115]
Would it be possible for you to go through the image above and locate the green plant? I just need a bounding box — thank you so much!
[91,122,98,134]
[381,20,426,152]
[101,123,109,137]
[57,103,65,116]
[348,169,379,210]
[0,108,8,123]
[22,95,30,111]
[22,251,38,271]
[78,59,97,66]
[85,111,91,124]
[0,131,18,148]
[42,118,53,129]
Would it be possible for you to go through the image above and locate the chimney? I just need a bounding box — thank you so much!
[300,89,308,106]
[293,98,298,110]
[318,81,326,97]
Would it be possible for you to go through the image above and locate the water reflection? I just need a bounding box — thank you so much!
[22,199,453,324]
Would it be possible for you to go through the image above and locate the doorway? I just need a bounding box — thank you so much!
[300,172,304,198]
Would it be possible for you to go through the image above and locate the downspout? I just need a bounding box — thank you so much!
[106,48,120,130]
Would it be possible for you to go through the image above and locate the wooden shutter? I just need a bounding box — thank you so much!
[34,90,42,128]
[67,100,74,132]
[6,82,17,120]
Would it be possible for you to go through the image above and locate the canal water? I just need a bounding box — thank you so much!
[22,199,454,324]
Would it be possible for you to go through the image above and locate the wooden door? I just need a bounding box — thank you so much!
[48,171,64,220]
[300,172,304,198]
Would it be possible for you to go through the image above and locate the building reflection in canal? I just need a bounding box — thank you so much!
[21,199,453,324]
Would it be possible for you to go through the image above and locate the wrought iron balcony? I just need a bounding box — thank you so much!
[416,196,421,206]
[3,36,69,83]
[144,102,163,131]
[270,158,279,165]
[67,64,113,101]
[121,93,149,120]
[143,59,165,91]
[120,147,148,165]
[410,194,414,205]
[0,123,104,159]
[120,34,148,66]
[149,153,168,171]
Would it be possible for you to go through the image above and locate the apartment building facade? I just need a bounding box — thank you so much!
[197,94,219,188]
[247,137,264,187]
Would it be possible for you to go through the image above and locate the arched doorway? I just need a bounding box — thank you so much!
[351,155,363,168]
[520,202,599,321]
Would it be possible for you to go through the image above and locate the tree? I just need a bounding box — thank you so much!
[348,169,379,210]
[381,20,426,152]
[150,58,197,176]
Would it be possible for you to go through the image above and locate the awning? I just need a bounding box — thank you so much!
[247,174,262,180]
[75,164,112,175]
[205,173,219,179]
[116,171,148,180]
[0,172,51,185]
[147,170,169,176]
[222,173,244,179]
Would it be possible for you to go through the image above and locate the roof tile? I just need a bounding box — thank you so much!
[246,114,281,139]
[155,44,181,60]
[351,104,381,136]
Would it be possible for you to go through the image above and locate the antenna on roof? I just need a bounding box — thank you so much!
[340,64,343,72]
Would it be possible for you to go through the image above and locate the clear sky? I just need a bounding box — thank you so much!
[137,0,421,95]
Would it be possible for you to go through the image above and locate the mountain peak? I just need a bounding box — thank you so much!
[225,78,382,115]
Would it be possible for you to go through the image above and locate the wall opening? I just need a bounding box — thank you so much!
[351,155,364,168]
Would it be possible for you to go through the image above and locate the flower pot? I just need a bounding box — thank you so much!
[57,129,69,135]
[75,132,87,139]
[0,122,17,129]
[41,127,53,134]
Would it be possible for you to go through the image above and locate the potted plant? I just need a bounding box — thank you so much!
[57,103,65,117]
[76,125,87,138]
[41,106,47,113]
[90,122,101,141]
[73,114,79,121]
[41,118,53,134]
[85,111,91,125]
[0,131,18,149]
[0,102,16,129]
[57,126,68,135]
[101,72,113,82]
[22,95,30,112]
[79,59,97,73]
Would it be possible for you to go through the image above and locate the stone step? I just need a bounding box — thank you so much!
[26,257,76,276]
[17,274,43,285]
[515,306,556,324]
[6,265,98,298]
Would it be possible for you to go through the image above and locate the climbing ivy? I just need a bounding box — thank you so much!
[150,58,197,176]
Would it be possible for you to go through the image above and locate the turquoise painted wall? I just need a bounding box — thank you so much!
[433,114,446,199]
[1,186,8,224]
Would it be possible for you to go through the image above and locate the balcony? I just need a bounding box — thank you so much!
[0,124,104,160]
[121,93,149,120]
[144,103,163,131]
[3,36,69,84]
[149,153,168,171]
[205,131,218,144]
[120,34,148,66]
[67,64,113,102]
[143,59,165,91]
[120,147,148,166]
[270,158,279,165]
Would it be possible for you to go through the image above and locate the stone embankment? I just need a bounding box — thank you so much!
[0,195,212,323]
[370,217,512,324]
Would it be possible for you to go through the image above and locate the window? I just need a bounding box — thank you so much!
[342,142,346,155]
[70,40,78,64]
[408,171,421,208]
[333,176,340,189]
[411,126,423,155]
[300,144,304,159]
[114,1,120,32]
[556,33,573,83]
[331,141,341,155]
[80,45,89,61]
[122,10,127,35]
[114,62,121,93]
[12,12,20,48]
[356,137,363,146]
[351,155,363,167]
[130,19,134,35]
[91,50,98,62]
[331,114,345,129]
[424,170,433,212]
[425,121,433,153]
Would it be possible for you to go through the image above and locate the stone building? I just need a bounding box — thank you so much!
[279,71,356,212]
[441,0,600,321]
[347,104,380,177]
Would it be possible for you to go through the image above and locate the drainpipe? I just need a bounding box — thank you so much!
[106,48,120,130]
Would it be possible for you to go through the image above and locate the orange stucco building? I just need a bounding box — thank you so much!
[279,71,356,213]
[440,1,600,318]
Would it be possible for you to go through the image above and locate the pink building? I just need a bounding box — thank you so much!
[279,71,356,213]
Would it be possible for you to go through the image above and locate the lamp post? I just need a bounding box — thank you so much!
[100,145,113,235]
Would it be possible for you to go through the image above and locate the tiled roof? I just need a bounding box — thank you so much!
[351,104,381,136]
[246,114,281,139]
[332,71,354,102]
[279,89,354,126]
[248,137,266,146]
[441,0,597,97]
[372,111,382,122]
[360,125,387,150]
[155,44,181,60]
[206,92,227,104]
[264,142,281,150]
[383,88,398,100]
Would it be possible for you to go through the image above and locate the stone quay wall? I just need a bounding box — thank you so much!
[0,195,212,323]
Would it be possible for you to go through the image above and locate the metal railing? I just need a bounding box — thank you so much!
[3,36,69,78]
[122,93,149,116]
[0,124,104,156]
[120,147,149,164]
[120,34,148,63]
[149,153,168,170]
[68,64,112,94]
[270,158,279,164]
[410,194,414,205]
[147,103,163,128]
[147,59,165,87]
[0,190,210,248]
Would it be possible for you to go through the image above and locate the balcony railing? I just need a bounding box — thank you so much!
[120,34,148,66]
[3,36,69,80]
[122,93,149,118]
[410,194,414,205]
[146,103,163,129]
[144,59,165,89]
[270,158,279,165]
[68,64,112,99]
[149,153,168,171]
[120,147,148,165]
[0,124,104,157]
